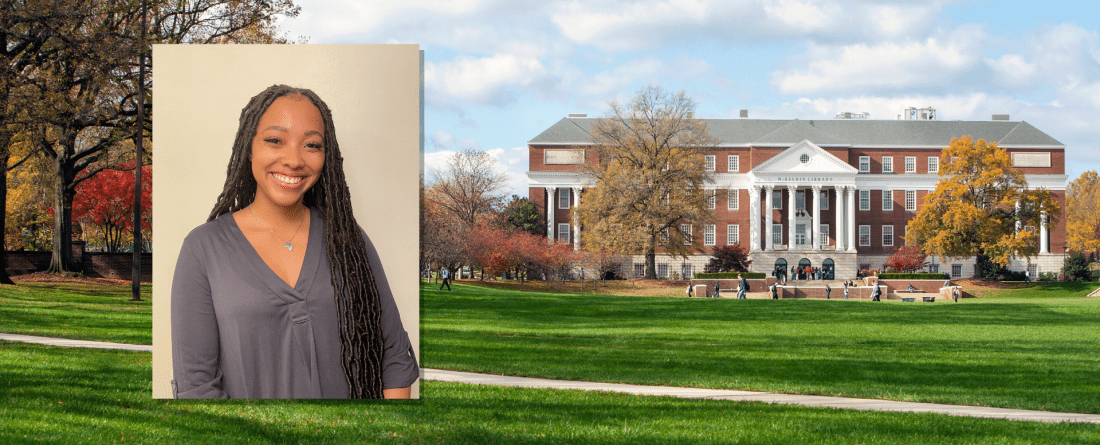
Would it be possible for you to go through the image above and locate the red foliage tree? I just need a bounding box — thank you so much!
[885,245,928,273]
[70,165,152,252]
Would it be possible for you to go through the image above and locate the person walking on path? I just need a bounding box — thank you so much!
[714,282,721,298]
[825,284,831,299]
[771,283,779,299]
[736,274,748,299]
[438,267,451,291]
[954,286,960,303]
[686,284,693,298]
[870,282,881,301]
[843,282,849,300]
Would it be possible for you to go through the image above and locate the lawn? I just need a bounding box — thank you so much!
[0,280,151,345]
[2,342,1098,444]
[422,281,1100,414]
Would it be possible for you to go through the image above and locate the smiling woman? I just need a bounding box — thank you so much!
[170,85,419,399]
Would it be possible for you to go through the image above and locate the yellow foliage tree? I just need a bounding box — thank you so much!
[1066,170,1100,257]
[907,136,1059,267]
[575,85,718,279]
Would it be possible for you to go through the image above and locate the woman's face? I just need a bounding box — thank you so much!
[250,95,326,210]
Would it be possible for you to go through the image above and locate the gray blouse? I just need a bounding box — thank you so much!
[171,210,418,398]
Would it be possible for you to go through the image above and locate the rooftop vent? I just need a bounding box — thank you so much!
[902,107,936,120]
[834,111,870,119]
[992,114,1010,121]
[740,109,748,118]
[568,113,587,118]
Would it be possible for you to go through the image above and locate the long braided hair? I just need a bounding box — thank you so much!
[208,84,385,398]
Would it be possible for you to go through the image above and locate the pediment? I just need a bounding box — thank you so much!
[751,140,858,175]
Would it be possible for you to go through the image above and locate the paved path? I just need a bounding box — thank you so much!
[4,333,1098,424]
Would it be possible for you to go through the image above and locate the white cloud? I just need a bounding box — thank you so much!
[430,130,457,150]
[425,54,549,106]
[770,25,984,95]
[761,0,841,31]
[984,54,1037,88]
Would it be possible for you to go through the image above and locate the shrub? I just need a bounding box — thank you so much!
[1063,252,1091,281]
[705,244,752,273]
[695,272,766,279]
[878,273,950,280]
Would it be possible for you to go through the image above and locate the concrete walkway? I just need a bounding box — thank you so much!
[4,333,1098,424]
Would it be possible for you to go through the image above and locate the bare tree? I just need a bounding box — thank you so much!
[429,148,510,227]
[576,85,719,279]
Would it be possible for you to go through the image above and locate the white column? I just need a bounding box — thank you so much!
[765,185,774,251]
[546,187,556,244]
[1040,211,1049,254]
[572,187,582,251]
[811,185,822,251]
[787,185,797,249]
[847,187,857,252]
[835,186,845,249]
[749,185,761,251]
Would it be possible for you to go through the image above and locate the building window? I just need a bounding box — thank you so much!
[795,224,807,246]
[634,264,644,277]
[704,155,715,171]
[704,225,716,246]
[728,155,739,172]
[615,263,623,277]
[859,225,871,246]
[728,224,739,246]
[820,224,829,245]
[859,156,870,172]
[800,154,810,164]
[951,264,962,278]
[772,190,783,210]
[682,264,693,279]
[882,190,894,211]
[819,189,829,210]
[928,157,939,173]
[558,191,570,209]
[706,190,716,210]
[772,224,783,245]
[905,190,917,211]
[728,189,739,210]
[557,223,571,243]
[883,225,894,247]
[930,264,939,274]
[658,264,669,278]
[796,191,805,210]
[859,190,870,210]
[1027,264,1037,280]
[882,156,893,173]
[682,224,692,245]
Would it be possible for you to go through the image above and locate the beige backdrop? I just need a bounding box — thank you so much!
[151,44,422,398]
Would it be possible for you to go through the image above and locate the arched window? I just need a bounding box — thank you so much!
[798,258,811,280]
[822,258,835,280]
[774,258,787,277]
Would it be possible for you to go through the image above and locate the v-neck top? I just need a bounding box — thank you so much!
[170,210,418,398]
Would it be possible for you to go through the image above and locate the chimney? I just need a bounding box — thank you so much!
[992,114,1010,121]
[568,113,587,118]
[740,109,748,118]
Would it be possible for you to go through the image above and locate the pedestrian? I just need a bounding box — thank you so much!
[870,282,881,301]
[736,273,748,299]
[714,282,720,298]
[844,286,849,300]
[438,267,451,291]
[771,283,779,299]
[954,286,960,303]
[686,284,693,298]
[825,284,831,299]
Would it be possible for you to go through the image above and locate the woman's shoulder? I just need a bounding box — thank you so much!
[181,213,238,249]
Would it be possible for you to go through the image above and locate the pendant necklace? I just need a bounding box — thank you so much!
[249,206,306,251]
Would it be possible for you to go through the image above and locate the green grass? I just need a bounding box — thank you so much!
[422,282,1100,414]
[2,343,1098,444]
[973,281,1098,300]
[0,282,152,345]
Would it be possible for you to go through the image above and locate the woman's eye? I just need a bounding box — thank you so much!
[264,137,282,145]
[306,142,324,151]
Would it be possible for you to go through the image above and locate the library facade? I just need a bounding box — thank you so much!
[526,114,1068,280]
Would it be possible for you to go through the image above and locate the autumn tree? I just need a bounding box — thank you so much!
[907,136,1059,267]
[704,244,751,273]
[575,85,719,279]
[1066,170,1100,258]
[71,164,151,252]
[884,245,928,273]
[429,148,510,227]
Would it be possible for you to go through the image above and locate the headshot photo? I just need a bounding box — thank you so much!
[151,45,422,399]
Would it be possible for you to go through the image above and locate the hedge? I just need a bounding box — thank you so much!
[694,272,767,279]
[878,273,951,280]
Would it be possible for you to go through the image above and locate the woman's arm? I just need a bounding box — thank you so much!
[383,387,411,399]
[171,233,228,398]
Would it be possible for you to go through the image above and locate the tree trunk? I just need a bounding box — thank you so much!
[644,239,657,279]
[0,153,14,285]
[47,154,77,274]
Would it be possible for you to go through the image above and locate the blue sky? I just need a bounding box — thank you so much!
[277,0,1100,198]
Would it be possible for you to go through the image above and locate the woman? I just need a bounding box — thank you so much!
[171,85,418,399]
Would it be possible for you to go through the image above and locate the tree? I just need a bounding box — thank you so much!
[884,245,928,273]
[70,164,151,252]
[429,148,510,227]
[705,245,751,273]
[498,195,546,237]
[1066,170,1100,258]
[575,85,719,279]
[1062,252,1091,281]
[907,136,1059,267]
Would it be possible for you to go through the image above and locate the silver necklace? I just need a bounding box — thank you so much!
[249,206,306,251]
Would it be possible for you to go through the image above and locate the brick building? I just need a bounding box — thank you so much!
[526,112,1067,279]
